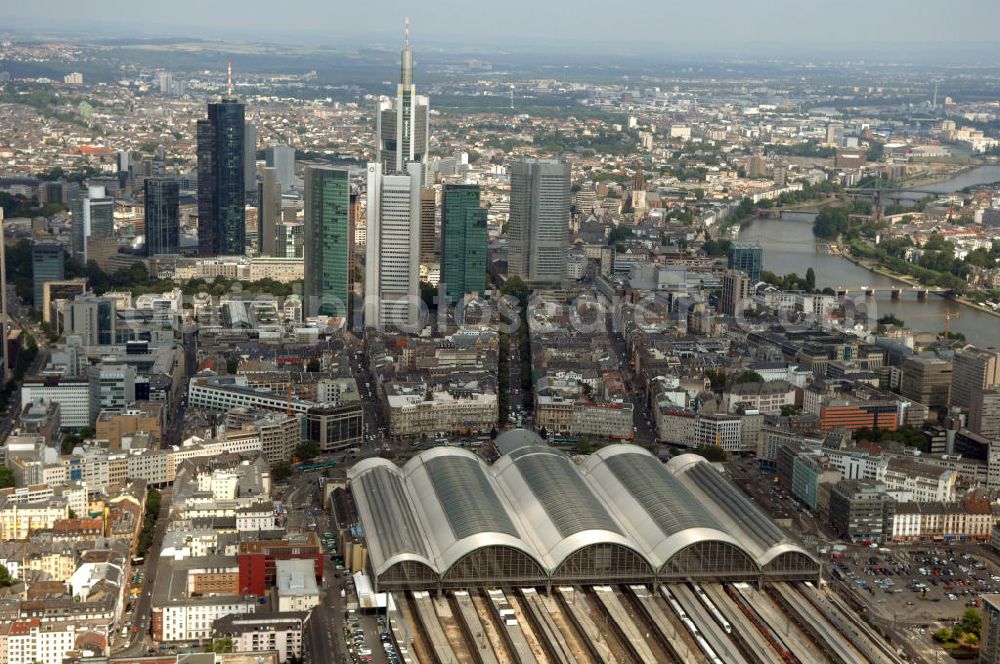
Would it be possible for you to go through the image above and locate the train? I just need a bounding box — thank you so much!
[693,583,733,634]
[660,586,725,664]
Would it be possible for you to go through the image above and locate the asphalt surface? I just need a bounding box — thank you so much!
[116,490,172,657]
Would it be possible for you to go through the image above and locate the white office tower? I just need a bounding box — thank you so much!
[376,19,429,178]
[365,162,423,332]
[508,158,571,286]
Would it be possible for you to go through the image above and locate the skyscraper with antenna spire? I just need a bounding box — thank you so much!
[376,18,429,177]
[197,60,246,256]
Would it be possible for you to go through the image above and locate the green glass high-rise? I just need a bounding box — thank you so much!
[440,183,487,304]
[304,166,351,318]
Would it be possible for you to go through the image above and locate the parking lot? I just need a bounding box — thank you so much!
[829,544,1000,627]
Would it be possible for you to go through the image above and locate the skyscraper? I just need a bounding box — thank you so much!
[728,243,763,283]
[951,345,1000,410]
[258,167,281,257]
[376,20,429,177]
[508,158,570,286]
[365,162,422,331]
[144,177,179,256]
[197,97,245,256]
[71,185,114,264]
[440,184,487,304]
[720,269,753,316]
[265,144,295,191]
[303,167,352,318]
[420,188,436,263]
[32,243,64,310]
[244,120,258,205]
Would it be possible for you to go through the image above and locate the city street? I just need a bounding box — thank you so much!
[116,490,172,657]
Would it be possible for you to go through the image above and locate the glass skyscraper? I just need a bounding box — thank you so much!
[32,243,64,310]
[144,177,179,256]
[376,21,429,177]
[728,242,763,283]
[197,99,246,256]
[70,186,113,264]
[440,184,487,304]
[304,167,351,318]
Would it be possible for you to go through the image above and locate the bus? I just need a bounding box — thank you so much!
[435,439,450,446]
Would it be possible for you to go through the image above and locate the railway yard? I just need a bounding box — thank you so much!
[387,581,907,664]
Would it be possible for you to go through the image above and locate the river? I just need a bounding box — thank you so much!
[738,210,999,347]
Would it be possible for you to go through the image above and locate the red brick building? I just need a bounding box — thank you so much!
[237,532,322,596]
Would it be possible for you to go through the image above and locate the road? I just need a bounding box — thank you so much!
[0,284,51,441]
[116,490,172,657]
[605,311,653,445]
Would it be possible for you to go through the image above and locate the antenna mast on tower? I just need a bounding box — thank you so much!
[227,59,234,97]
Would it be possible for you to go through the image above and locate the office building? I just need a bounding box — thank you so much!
[900,355,953,408]
[364,162,422,331]
[420,188,436,262]
[982,595,1000,664]
[31,243,64,310]
[508,158,570,285]
[41,280,87,324]
[244,120,258,202]
[728,243,763,283]
[57,295,116,346]
[21,376,90,429]
[237,533,322,596]
[970,388,1000,440]
[197,98,246,256]
[265,144,295,191]
[258,167,281,257]
[952,345,1000,410]
[440,183,487,303]
[303,166,351,318]
[376,21,429,177]
[88,363,137,425]
[144,177,180,256]
[720,269,753,316]
[70,185,113,264]
[306,403,364,452]
[829,480,894,543]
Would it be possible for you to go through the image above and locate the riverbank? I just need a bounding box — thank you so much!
[842,250,1000,322]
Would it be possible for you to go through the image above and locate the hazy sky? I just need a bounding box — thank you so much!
[5,0,1000,56]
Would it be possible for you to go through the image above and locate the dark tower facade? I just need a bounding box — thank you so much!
[197,99,246,256]
[144,177,180,256]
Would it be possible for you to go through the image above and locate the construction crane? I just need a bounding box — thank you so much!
[942,310,960,339]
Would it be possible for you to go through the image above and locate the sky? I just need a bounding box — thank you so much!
[4,0,1000,58]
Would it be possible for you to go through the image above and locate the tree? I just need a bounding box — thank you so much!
[0,466,14,489]
[932,627,952,643]
[703,239,732,257]
[813,206,852,240]
[805,267,816,292]
[306,359,320,373]
[501,276,529,307]
[209,638,234,653]
[294,441,321,461]
[0,564,12,587]
[271,463,294,482]
[694,445,727,462]
[226,357,240,374]
[732,371,765,385]
[961,608,982,637]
